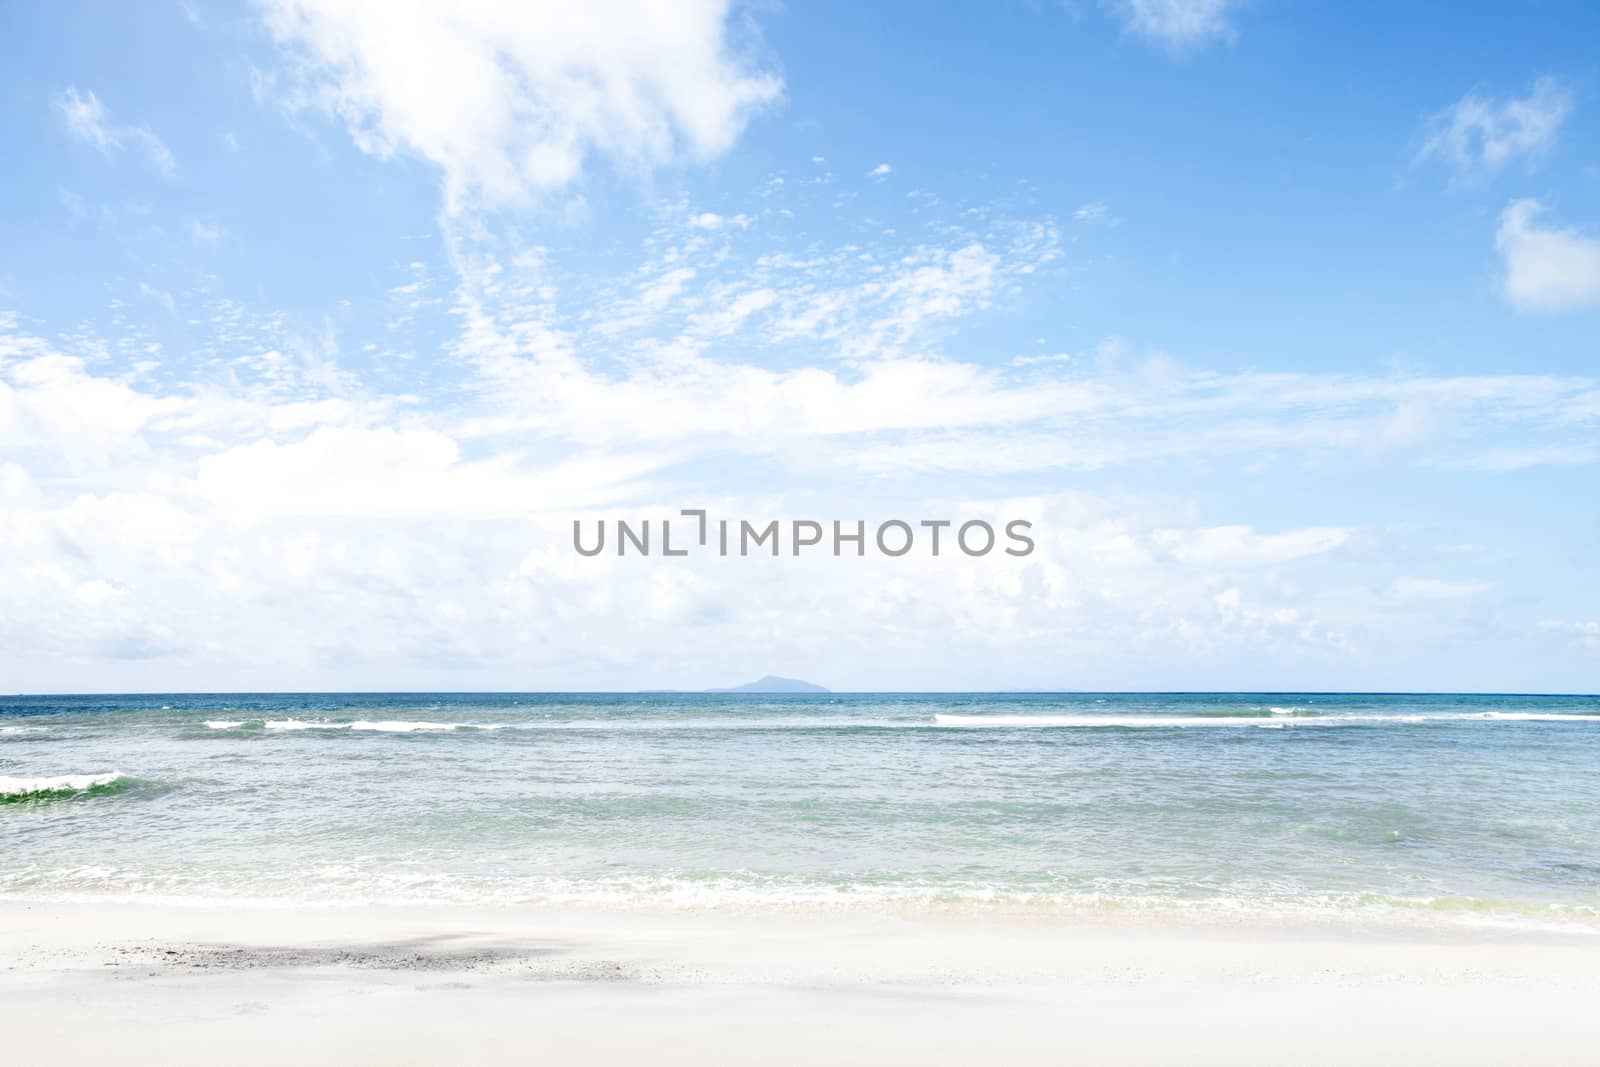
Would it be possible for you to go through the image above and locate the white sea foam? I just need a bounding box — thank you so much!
[0,772,124,799]
[934,714,1292,728]
[1476,712,1600,722]
[199,712,1600,735]
[488,717,910,731]
[239,719,464,733]
[220,717,916,733]
[2,865,1596,935]
[933,712,1600,728]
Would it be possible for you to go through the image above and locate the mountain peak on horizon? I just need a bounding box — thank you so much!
[708,675,830,694]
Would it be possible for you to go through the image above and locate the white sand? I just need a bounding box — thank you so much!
[3,901,1598,1064]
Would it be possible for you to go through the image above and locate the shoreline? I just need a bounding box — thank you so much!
[5,899,1599,1064]
[4,883,1597,941]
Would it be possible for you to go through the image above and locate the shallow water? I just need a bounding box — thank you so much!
[3,692,1598,928]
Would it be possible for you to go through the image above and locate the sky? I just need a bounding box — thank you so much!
[1,0,1597,693]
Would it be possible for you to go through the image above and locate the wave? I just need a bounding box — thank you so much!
[934,714,1283,728]
[201,717,915,733]
[480,717,915,732]
[1476,712,1600,722]
[189,711,1600,735]
[933,712,1600,728]
[0,772,127,801]
[204,719,465,733]
[1,866,1595,934]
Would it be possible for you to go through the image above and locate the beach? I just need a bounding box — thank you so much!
[4,900,1599,1064]
[9,0,1597,1060]
[7,692,1600,1062]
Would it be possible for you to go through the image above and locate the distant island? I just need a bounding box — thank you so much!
[707,675,830,694]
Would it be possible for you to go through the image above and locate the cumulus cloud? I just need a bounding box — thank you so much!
[4,150,1597,687]
[53,86,177,176]
[1114,0,1241,49]
[257,0,782,210]
[0,443,1366,688]
[1418,77,1572,178]
[0,333,1381,691]
[1496,199,1600,312]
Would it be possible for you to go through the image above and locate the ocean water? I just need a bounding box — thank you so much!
[4,692,1600,929]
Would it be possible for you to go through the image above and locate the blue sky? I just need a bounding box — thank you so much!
[1,0,1597,692]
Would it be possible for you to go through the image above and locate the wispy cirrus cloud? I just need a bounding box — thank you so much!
[1112,0,1242,50]
[53,85,177,176]
[408,185,1598,475]
[1417,76,1572,179]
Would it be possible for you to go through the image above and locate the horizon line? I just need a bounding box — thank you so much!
[4,689,1598,699]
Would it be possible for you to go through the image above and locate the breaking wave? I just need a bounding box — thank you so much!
[0,772,128,802]
[204,719,462,733]
[933,712,1600,728]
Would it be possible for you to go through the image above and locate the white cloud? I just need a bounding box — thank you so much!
[1154,525,1351,568]
[1539,619,1600,651]
[689,211,750,230]
[58,190,87,221]
[1387,577,1492,601]
[398,188,1600,477]
[1115,0,1240,49]
[868,162,892,178]
[1495,199,1600,312]
[0,350,1383,690]
[53,86,177,176]
[0,283,1593,689]
[1419,77,1572,177]
[0,447,1372,688]
[1011,351,1073,367]
[55,86,118,151]
[258,0,781,210]
[191,426,649,524]
[1073,201,1111,224]
[138,282,176,312]
[3,152,1597,688]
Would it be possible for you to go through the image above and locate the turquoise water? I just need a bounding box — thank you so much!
[3,692,1599,928]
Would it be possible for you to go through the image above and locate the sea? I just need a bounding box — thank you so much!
[4,692,1599,930]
